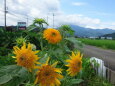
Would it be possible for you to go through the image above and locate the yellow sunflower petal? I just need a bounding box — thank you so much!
[52,61,58,67]
[55,68,62,73]
[50,84,55,86]
[36,62,41,64]
[65,51,82,77]
[34,50,39,54]
[46,57,50,65]
[43,28,62,44]
[66,59,71,62]
[13,43,40,71]
[21,42,26,50]
[12,56,16,58]
[55,79,61,86]
[27,43,32,50]
[72,52,75,57]
[57,74,63,79]
[35,60,63,86]
[34,77,38,84]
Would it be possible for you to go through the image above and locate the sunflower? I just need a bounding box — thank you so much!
[34,58,63,86]
[43,28,62,44]
[66,51,82,76]
[13,43,40,71]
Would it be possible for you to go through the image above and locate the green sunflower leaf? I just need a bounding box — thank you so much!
[0,74,12,84]
[0,65,29,86]
[65,37,83,50]
[70,79,84,84]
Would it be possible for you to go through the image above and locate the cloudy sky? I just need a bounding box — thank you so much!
[0,0,115,29]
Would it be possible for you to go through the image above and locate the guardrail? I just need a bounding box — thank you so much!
[106,67,115,85]
[90,57,115,85]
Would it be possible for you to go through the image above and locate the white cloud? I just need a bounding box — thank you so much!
[0,0,61,25]
[52,14,101,28]
[72,2,87,6]
[111,22,115,25]
[0,0,115,30]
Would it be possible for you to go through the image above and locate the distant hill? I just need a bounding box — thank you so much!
[70,25,115,37]
[102,32,115,39]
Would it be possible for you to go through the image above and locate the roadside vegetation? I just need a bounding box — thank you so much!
[78,38,115,50]
[0,18,113,86]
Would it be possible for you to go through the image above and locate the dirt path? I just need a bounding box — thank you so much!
[83,45,115,71]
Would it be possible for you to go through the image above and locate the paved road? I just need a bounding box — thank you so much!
[83,45,115,71]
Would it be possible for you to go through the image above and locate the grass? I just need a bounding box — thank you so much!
[87,76,113,86]
[78,38,115,50]
[77,57,113,86]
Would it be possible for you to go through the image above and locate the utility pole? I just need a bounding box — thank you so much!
[4,0,6,30]
[53,13,54,28]
[47,15,48,28]
[26,15,28,27]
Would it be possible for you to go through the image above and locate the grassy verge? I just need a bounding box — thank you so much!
[77,38,115,50]
[87,76,112,86]
[77,57,113,86]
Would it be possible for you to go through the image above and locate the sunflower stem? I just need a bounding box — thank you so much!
[40,38,43,51]
[62,74,68,86]
[49,44,53,56]
[40,32,44,51]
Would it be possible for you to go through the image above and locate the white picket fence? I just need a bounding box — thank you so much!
[90,57,115,85]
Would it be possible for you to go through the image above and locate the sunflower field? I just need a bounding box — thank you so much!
[0,18,112,86]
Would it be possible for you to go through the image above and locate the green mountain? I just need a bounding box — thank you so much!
[103,32,115,39]
[70,25,115,37]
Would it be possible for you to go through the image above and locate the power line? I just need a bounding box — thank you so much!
[2,1,53,27]
[47,15,49,28]
[53,13,54,28]
[1,11,27,23]
[2,1,34,26]
[7,13,25,21]
[26,15,28,27]
[8,12,25,20]
[8,11,34,26]
[4,0,6,30]
[7,11,34,26]
[0,10,20,21]
[6,0,35,21]
[8,11,31,19]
